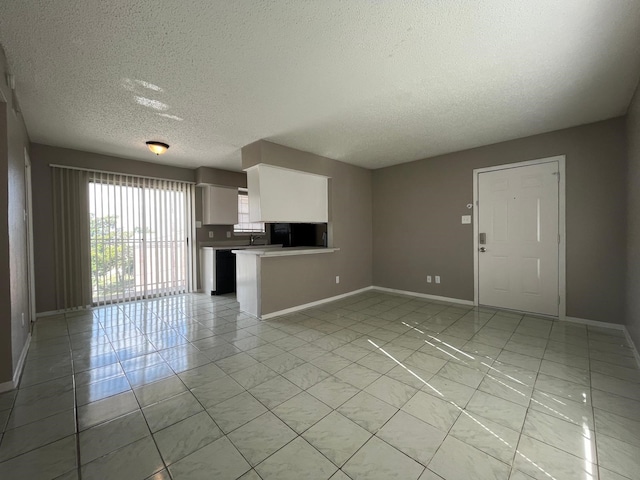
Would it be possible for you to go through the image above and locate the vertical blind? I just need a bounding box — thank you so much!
[52,166,196,309]
[52,167,92,310]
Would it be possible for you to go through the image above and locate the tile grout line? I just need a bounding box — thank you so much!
[501,311,528,479]
[586,324,600,479]
[115,302,171,479]
[241,295,626,478]
[229,299,421,477]
[134,296,282,477]
[8,292,640,479]
[68,312,83,480]
[446,309,524,477]
[367,307,507,476]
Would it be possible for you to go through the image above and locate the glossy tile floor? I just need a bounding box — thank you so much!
[1,291,639,480]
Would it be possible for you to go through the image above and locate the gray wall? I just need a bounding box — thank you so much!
[373,118,628,324]
[0,49,31,384]
[0,99,10,384]
[195,167,246,188]
[30,143,196,313]
[626,85,640,347]
[18,114,635,351]
[242,141,373,315]
[29,144,251,310]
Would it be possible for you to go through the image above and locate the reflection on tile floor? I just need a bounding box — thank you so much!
[1,291,639,479]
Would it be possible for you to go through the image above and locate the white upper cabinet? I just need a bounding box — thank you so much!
[246,164,328,223]
[202,185,238,225]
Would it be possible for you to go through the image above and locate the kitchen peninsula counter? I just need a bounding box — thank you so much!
[232,246,340,317]
[232,246,339,257]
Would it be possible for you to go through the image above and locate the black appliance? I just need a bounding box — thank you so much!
[214,249,236,295]
[269,223,327,247]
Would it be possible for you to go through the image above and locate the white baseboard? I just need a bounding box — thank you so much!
[36,306,93,318]
[0,333,31,393]
[36,309,66,318]
[261,287,375,320]
[564,316,640,369]
[13,333,31,387]
[371,286,475,306]
[623,327,640,369]
[563,316,626,330]
[261,286,476,319]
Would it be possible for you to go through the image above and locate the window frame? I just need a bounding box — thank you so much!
[233,188,265,234]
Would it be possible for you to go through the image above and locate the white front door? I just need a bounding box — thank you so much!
[478,161,559,316]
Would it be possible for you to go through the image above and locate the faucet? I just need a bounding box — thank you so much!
[249,234,263,245]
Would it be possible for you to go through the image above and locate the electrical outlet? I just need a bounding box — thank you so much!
[208,231,214,238]
[427,275,432,283]
[226,231,231,238]
[335,276,340,284]
[435,276,441,284]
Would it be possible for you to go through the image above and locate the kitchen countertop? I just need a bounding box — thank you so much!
[201,244,283,250]
[232,246,340,257]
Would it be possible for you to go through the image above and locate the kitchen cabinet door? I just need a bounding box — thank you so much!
[202,185,238,225]
[246,164,328,222]
[201,247,215,294]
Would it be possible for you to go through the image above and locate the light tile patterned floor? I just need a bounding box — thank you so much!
[1,291,639,479]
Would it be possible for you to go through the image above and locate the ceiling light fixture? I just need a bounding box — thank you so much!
[146,141,169,155]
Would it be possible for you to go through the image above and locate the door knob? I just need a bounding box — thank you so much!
[479,247,486,252]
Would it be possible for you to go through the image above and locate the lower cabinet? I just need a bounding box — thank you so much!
[201,247,216,295]
[215,250,236,295]
[201,247,236,295]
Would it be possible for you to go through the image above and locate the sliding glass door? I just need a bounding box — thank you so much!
[89,174,193,304]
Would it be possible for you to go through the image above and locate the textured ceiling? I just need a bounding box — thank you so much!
[1,1,640,171]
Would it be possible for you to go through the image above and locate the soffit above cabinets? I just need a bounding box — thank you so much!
[195,167,247,188]
[246,164,328,223]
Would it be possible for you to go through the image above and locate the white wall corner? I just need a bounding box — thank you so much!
[12,333,31,388]
[564,316,640,368]
[260,286,375,320]
[563,316,626,330]
[0,333,32,393]
[259,285,474,320]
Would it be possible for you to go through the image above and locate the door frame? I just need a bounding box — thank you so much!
[473,155,566,319]
[24,148,37,324]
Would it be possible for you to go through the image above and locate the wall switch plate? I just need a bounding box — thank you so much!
[336,276,340,284]
[435,276,441,284]
[461,215,471,224]
[196,221,202,228]
[427,275,432,283]
[208,231,214,238]
[226,231,231,238]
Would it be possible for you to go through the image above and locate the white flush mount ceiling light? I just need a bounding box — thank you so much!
[146,141,169,155]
